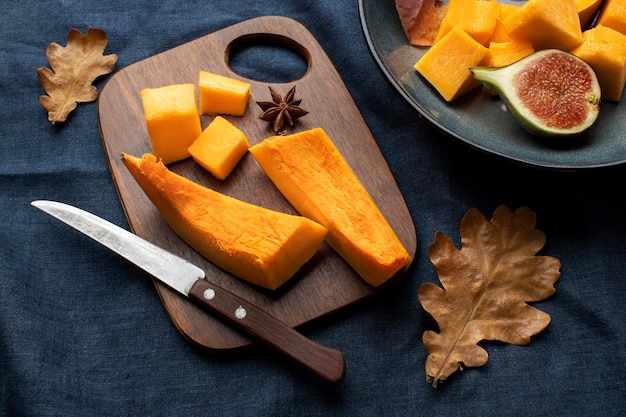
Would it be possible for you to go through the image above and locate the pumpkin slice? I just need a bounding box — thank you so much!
[121,153,328,290]
[249,128,411,287]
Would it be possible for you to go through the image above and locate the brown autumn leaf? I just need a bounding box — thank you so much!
[37,28,117,124]
[418,205,561,388]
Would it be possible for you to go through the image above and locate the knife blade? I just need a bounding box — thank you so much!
[31,200,345,384]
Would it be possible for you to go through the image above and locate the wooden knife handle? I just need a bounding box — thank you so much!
[188,278,346,384]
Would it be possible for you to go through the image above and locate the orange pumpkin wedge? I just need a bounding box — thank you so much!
[249,128,411,287]
[121,153,328,290]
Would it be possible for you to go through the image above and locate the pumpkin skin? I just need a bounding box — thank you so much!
[249,128,411,287]
[121,153,328,290]
[405,0,448,46]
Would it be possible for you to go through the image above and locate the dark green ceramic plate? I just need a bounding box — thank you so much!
[358,0,626,170]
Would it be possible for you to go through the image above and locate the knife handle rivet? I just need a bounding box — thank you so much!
[235,305,247,320]
[203,288,216,300]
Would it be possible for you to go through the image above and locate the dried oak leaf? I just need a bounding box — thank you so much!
[37,28,117,124]
[418,205,561,388]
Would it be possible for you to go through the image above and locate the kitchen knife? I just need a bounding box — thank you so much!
[31,200,345,384]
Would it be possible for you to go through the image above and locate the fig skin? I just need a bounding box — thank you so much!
[470,50,601,139]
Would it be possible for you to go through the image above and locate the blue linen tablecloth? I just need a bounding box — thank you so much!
[1,0,625,415]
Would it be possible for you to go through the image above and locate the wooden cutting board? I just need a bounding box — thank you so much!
[98,16,417,352]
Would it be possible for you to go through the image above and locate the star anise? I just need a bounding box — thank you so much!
[256,85,308,133]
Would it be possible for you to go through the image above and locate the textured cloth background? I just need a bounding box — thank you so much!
[1,0,625,416]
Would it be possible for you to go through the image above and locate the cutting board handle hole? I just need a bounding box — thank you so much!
[226,34,310,83]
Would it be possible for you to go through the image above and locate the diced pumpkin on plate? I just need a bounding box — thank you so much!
[488,39,535,68]
[596,0,626,35]
[121,153,328,291]
[497,3,521,20]
[488,3,521,43]
[502,0,583,51]
[570,25,626,102]
[487,21,510,45]
[199,71,251,116]
[415,25,491,102]
[433,0,499,46]
[188,116,250,180]
[249,128,411,287]
[140,83,202,165]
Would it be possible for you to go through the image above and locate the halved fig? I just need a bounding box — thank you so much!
[470,49,601,139]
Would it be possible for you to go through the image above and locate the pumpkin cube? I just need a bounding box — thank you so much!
[249,128,411,287]
[434,0,499,45]
[597,0,626,35]
[415,26,491,102]
[488,39,535,67]
[140,83,202,165]
[488,3,521,43]
[570,25,626,102]
[497,3,521,19]
[502,0,583,51]
[199,71,251,116]
[188,116,250,180]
